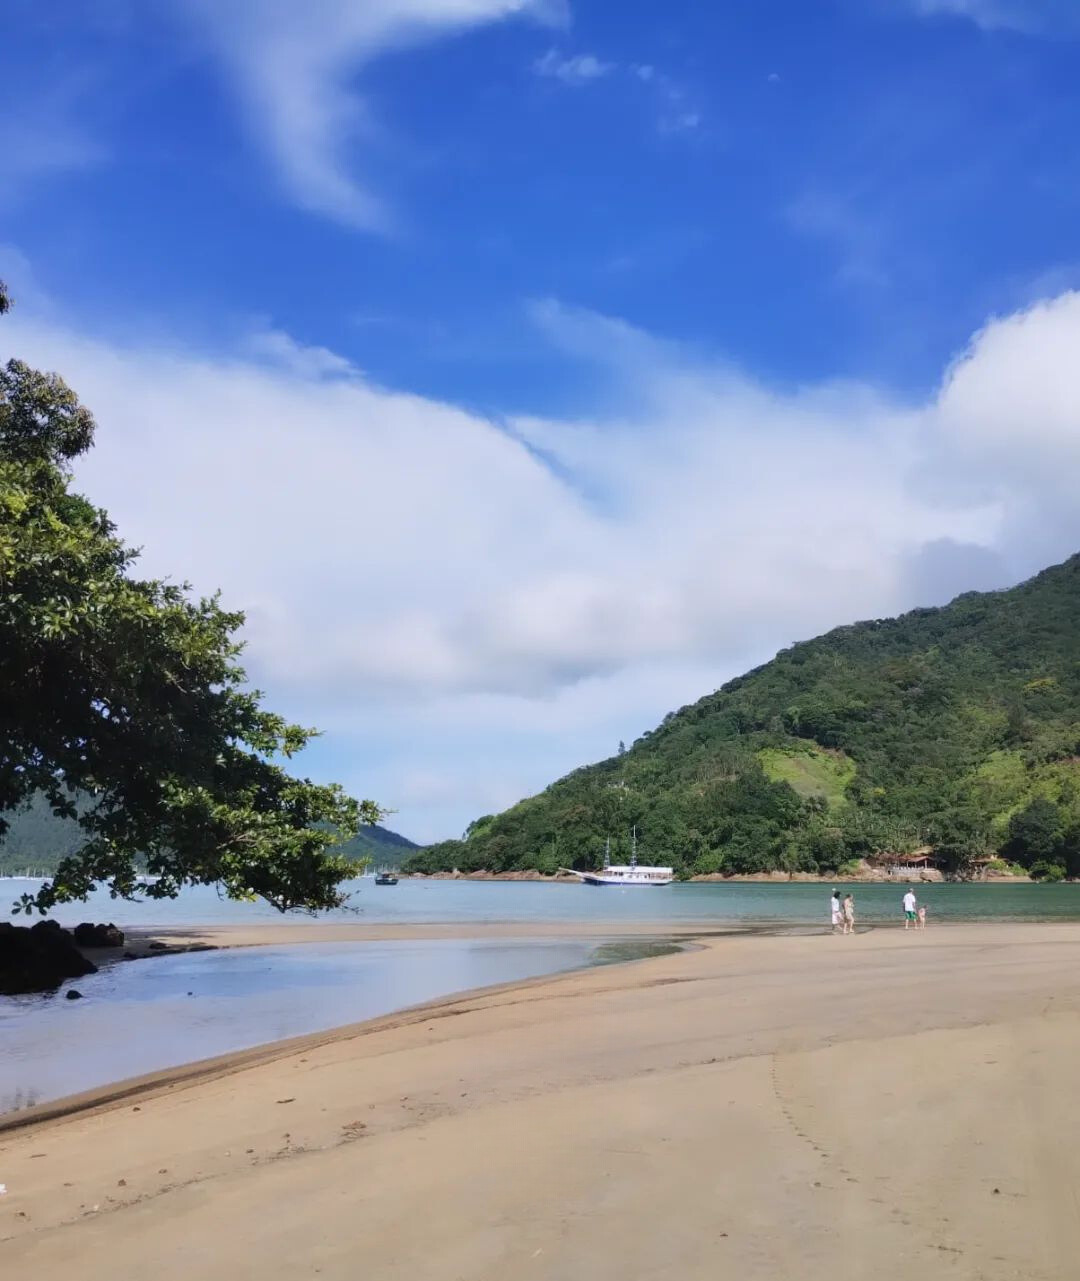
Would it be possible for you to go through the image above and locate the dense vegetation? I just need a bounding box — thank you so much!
[337,823,417,867]
[405,556,1080,880]
[0,793,416,877]
[1,280,380,913]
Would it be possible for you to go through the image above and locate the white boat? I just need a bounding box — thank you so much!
[573,831,673,887]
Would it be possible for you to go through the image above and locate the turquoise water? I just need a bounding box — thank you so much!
[0,936,627,1113]
[5,876,1080,928]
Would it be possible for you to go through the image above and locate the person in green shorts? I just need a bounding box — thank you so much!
[903,886,917,929]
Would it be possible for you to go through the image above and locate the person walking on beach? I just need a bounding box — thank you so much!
[842,893,855,935]
[830,889,842,934]
[903,886,918,930]
[917,904,927,929]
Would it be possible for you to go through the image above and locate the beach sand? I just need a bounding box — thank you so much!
[4,922,1080,1279]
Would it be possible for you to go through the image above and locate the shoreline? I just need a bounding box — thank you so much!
[0,915,1064,1129]
[6,922,1080,1277]
[2,915,973,1132]
[6,922,1080,1278]
[404,869,1035,883]
[3,923,723,1130]
[1,936,693,1135]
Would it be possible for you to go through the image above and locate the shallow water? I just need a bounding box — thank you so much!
[0,936,632,1114]
[5,875,1080,928]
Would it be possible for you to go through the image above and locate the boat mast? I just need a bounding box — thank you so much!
[603,837,611,871]
[631,825,638,871]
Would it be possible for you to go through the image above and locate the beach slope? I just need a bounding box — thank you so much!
[4,923,1080,1279]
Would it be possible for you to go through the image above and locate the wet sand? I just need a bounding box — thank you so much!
[4,922,1080,1279]
[129,918,724,950]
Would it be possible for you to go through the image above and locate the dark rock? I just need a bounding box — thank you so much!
[147,941,168,951]
[66,989,84,1001]
[31,919,66,936]
[73,922,125,948]
[0,921,97,996]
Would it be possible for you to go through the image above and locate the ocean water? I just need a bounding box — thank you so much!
[5,875,1080,929]
[0,936,631,1114]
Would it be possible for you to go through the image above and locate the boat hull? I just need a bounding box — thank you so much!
[577,868,674,887]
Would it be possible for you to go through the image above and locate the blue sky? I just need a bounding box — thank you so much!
[4,0,1080,841]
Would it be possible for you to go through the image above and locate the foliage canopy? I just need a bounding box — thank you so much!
[0,281,380,913]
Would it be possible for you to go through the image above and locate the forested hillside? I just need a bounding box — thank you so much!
[405,555,1080,880]
[335,823,418,867]
[0,793,416,876]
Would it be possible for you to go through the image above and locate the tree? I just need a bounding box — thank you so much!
[1029,860,1066,883]
[926,807,989,878]
[1001,798,1065,870]
[1,282,380,913]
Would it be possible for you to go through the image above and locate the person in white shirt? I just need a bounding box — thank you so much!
[830,890,842,933]
[903,887,918,929]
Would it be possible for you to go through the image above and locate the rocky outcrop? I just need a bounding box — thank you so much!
[0,920,98,996]
[72,922,125,948]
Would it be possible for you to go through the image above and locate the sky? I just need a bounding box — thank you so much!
[3,0,1080,843]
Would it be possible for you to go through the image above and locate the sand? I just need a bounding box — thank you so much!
[4,921,1080,1279]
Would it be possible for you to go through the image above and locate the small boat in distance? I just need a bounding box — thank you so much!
[374,871,399,886]
[572,830,673,887]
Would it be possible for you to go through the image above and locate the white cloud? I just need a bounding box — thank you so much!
[902,0,1080,34]
[530,50,701,133]
[175,0,565,231]
[663,111,700,133]
[6,288,1080,839]
[534,48,613,85]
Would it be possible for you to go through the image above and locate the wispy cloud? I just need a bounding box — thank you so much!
[534,48,613,85]
[648,70,703,135]
[660,110,701,134]
[532,48,702,130]
[787,189,891,289]
[0,74,107,206]
[175,0,565,232]
[900,0,1080,34]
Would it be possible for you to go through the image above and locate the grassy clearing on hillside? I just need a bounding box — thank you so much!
[757,746,856,808]
[960,751,1080,840]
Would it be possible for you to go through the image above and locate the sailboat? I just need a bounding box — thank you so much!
[574,829,673,887]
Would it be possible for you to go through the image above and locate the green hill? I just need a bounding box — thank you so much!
[0,793,417,876]
[333,823,418,868]
[404,554,1080,881]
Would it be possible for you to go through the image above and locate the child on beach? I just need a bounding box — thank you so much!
[917,904,927,929]
[842,893,855,935]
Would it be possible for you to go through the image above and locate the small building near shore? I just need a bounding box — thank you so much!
[873,848,944,879]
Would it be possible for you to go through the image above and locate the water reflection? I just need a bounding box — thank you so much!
[0,937,643,1114]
